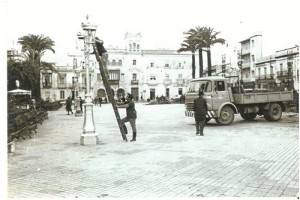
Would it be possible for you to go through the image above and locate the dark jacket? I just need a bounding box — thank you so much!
[126,100,137,119]
[193,96,208,116]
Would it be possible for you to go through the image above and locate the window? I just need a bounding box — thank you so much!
[118,60,122,66]
[59,76,65,84]
[133,60,136,65]
[97,73,101,81]
[264,67,267,76]
[133,43,136,51]
[251,40,255,47]
[280,63,283,71]
[42,73,52,88]
[137,44,140,51]
[112,59,116,66]
[109,70,120,80]
[121,73,124,81]
[188,80,212,93]
[252,55,255,62]
[270,65,274,75]
[132,73,137,81]
[129,44,132,51]
[215,81,225,91]
[165,64,170,68]
[178,63,182,68]
[165,74,170,81]
[178,74,182,79]
[178,88,183,95]
[258,68,261,76]
[60,91,65,99]
[150,63,154,67]
[73,58,77,69]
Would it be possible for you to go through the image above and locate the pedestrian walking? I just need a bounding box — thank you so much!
[66,97,73,115]
[117,93,137,142]
[193,91,208,136]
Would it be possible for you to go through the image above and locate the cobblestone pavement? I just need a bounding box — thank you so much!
[7,103,299,198]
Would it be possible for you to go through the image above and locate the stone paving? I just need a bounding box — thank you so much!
[7,103,299,198]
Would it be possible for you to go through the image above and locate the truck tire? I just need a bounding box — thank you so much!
[240,113,257,120]
[205,118,211,124]
[215,106,234,125]
[264,103,282,121]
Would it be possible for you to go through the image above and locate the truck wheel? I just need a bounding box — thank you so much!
[205,118,211,124]
[215,106,234,125]
[240,113,257,120]
[265,103,282,121]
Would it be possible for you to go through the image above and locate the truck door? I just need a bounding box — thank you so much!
[211,80,230,110]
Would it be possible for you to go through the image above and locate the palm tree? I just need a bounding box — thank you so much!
[177,39,197,78]
[185,26,206,78]
[17,34,56,99]
[201,27,226,76]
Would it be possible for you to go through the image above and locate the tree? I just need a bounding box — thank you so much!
[185,26,206,77]
[7,60,36,91]
[201,27,226,76]
[17,34,56,100]
[177,39,197,79]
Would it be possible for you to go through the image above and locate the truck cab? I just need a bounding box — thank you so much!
[185,76,238,125]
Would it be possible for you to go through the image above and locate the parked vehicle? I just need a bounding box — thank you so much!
[185,76,294,125]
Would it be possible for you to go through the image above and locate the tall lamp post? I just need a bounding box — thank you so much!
[77,16,99,145]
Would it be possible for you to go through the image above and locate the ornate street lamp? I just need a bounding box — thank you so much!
[77,15,99,145]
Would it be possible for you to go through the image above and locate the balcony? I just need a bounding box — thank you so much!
[241,62,250,69]
[57,83,67,89]
[176,79,185,84]
[131,80,139,85]
[42,83,52,89]
[163,79,172,85]
[255,74,275,80]
[277,71,288,78]
[108,80,120,85]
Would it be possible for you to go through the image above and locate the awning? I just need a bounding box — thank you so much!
[8,89,32,96]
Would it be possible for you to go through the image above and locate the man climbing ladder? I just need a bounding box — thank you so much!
[93,38,128,142]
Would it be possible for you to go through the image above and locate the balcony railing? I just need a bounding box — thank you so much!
[241,62,250,69]
[176,79,185,84]
[255,74,275,80]
[131,80,139,84]
[42,83,52,88]
[57,83,67,88]
[277,71,288,77]
[163,79,172,84]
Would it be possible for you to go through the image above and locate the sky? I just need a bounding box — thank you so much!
[3,0,300,66]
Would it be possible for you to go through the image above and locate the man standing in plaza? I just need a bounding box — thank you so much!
[117,93,137,142]
[193,91,208,136]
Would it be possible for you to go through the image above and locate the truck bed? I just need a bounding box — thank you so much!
[233,91,293,104]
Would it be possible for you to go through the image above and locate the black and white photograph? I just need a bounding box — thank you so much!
[1,0,299,199]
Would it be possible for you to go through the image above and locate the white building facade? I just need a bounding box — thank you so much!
[40,33,193,102]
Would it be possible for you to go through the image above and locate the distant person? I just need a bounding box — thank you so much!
[193,91,208,136]
[117,93,137,142]
[99,97,102,107]
[79,97,83,113]
[66,97,73,115]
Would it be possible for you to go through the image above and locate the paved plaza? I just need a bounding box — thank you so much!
[6,103,299,198]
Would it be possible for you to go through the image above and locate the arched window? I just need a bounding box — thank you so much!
[118,59,122,66]
[112,59,116,66]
